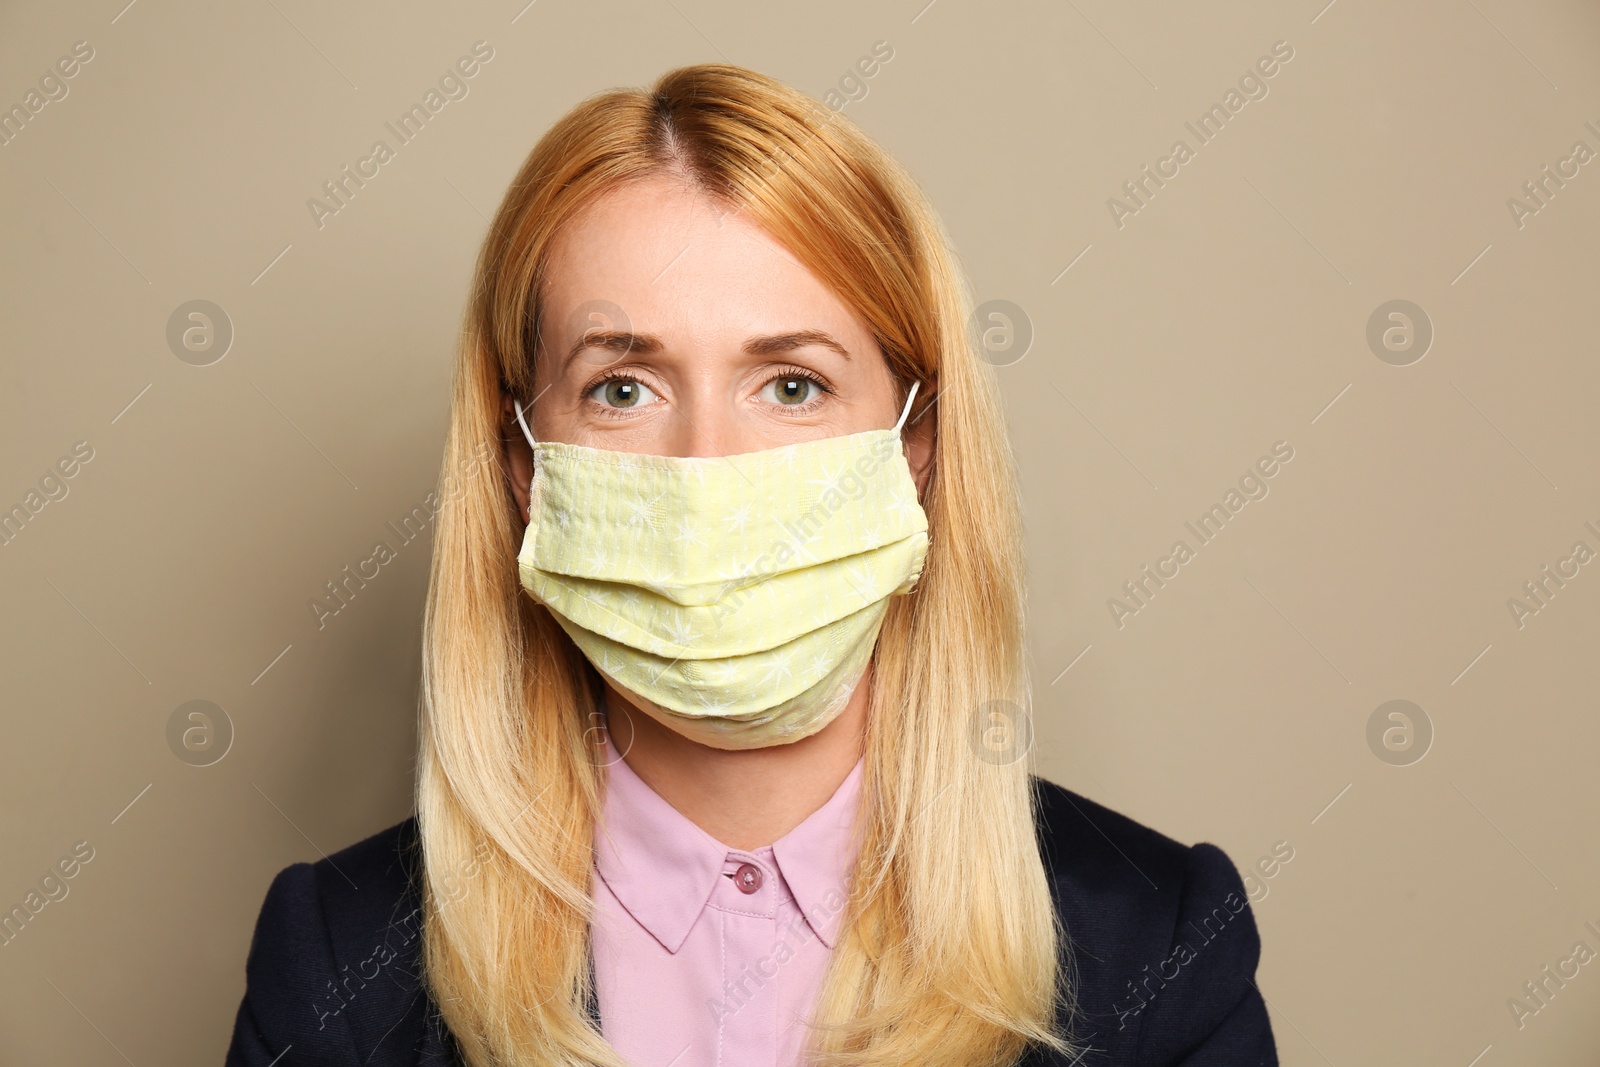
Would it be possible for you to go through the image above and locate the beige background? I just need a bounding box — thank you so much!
[2,0,1598,1063]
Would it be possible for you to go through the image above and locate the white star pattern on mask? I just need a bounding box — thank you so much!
[723,502,753,534]
[674,516,706,547]
[640,561,676,587]
[805,460,846,499]
[843,563,877,603]
[690,690,735,714]
[596,648,628,678]
[883,494,919,522]
[694,660,735,686]
[662,616,696,648]
[623,496,655,527]
[758,648,796,688]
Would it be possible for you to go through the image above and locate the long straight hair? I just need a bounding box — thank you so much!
[417,62,1077,1066]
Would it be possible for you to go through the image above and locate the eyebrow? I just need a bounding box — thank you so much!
[562,328,852,372]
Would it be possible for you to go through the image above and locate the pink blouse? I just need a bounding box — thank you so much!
[591,732,865,1066]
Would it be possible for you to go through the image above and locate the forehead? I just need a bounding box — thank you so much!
[537,176,870,346]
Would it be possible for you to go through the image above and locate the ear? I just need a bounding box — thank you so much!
[902,375,938,500]
[501,389,534,523]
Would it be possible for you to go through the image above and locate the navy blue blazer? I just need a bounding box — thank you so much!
[224,776,1278,1065]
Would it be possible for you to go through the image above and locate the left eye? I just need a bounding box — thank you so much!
[760,376,819,405]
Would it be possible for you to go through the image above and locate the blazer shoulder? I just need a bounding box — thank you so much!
[1029,773,1193,905]
[1027,776,1277,1065]
[225,816,451,1067]
[315,814,424,920]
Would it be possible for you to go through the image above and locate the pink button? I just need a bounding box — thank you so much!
[732,862,763,894]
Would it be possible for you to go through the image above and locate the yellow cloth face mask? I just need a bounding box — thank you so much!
[513,382,929,750]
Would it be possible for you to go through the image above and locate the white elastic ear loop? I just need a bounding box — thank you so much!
[512,397,539,516]
[894,380,921,435]
[513,397,537,449]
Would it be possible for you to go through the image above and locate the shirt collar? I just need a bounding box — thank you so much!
[593,732,866,954]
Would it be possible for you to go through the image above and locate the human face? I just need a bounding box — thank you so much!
[502,174,935,521]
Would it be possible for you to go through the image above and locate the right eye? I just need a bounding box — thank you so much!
[587,377,660,409]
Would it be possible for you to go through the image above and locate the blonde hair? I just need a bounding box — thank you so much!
[417,62,1077,1066]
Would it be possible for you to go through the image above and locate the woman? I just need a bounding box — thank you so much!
[226,63,1277,1067]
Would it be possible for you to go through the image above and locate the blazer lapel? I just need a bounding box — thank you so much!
[585,941,602,1028]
